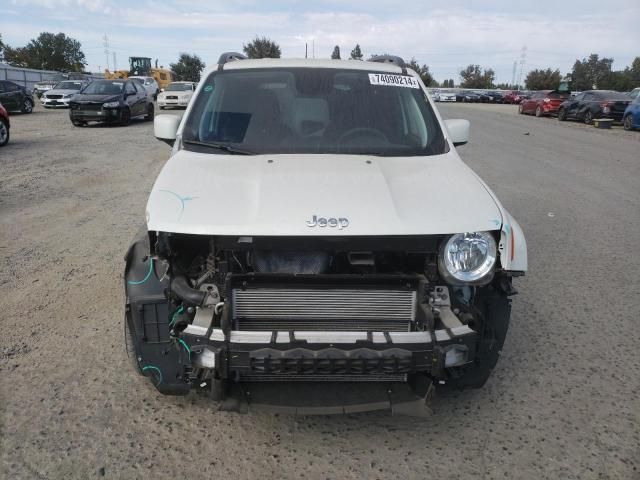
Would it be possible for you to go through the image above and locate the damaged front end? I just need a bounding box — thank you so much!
[124,231,519,414]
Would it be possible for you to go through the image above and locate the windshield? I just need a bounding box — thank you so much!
[81,81,124,95]
[182,68,446,156]
[54,81,83,91]
[166,83,192,91]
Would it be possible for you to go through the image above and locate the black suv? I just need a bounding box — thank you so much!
[69,79,154,126]
[0,80,35,113]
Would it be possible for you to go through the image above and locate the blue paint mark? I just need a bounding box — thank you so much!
[159,190,197,220]
[127,257,154,285]
[491,219,501,227]
[204,85,213,92]
[504,224,511,234]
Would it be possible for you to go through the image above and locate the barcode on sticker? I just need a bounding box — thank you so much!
[368,73,420,89]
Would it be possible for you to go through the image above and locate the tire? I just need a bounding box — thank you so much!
[584,110,593,125]
[623,114,634,131]
[22,98,34,114]
[535,106,542,117]
[71,119,84,127]
[124,313,144,376]
[144,103,154,121]
[558,108,566,121]
[0,119,9,147]
[120,108,131,126]
[518,103,524,114]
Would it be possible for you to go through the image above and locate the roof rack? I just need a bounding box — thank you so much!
[217,52,247,66]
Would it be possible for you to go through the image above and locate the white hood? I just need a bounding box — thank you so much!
[44,89,79,96]
[146,151,503,236]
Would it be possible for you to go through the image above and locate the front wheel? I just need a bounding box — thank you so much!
[22,98,34,114]
[584,110,594,124]
[558,108,567,121]
[518,103,524,114]
[0,119,9,146]
[120,108,131,126]
[144,103,154,121]
[535,106,542,117]
[71,119,84,127]
[623,114,634,131]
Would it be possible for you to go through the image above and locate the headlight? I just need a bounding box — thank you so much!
[438,232,497,284]
[103,101,120,108]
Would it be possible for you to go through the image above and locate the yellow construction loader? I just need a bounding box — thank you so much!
[104,57,175,90]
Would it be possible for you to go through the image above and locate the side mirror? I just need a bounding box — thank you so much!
[444,119,470,146]
[154,114,181,146]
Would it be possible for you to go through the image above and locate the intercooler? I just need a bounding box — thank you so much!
[232,287,417,332]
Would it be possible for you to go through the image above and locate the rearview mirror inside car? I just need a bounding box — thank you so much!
[154,114,181,146]
[444,119,470,146]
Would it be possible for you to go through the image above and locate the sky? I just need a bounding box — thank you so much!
[2,0,639,84]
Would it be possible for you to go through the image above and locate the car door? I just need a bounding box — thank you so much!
[0,81,19,110]
[522,93,537,113]
[134,81,148,114]
[124,81,141,116]
[576,92,595,120]
[564,92,585,118]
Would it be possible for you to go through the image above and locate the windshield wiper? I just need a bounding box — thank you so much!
[183,139,255,155]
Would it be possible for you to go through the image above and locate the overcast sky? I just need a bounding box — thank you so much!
[2,0,639,83]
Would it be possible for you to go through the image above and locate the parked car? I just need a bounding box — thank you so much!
[0,80,35,113]
[557,90,631,124]
[485,91,504,103]
[129,76,160,99]
[518,90,569,117]
[627,87,640,100]
[503,90,527,104]
[455,90,481,102]
[33,74,66,98]
[125,53,527,413]
[622,95,640,130]
[69,79,154,126]
[471,91,490,103]
[435,90,457,102]
[41,80,88,108]
[0,102,9,147]
[157,81,197,109]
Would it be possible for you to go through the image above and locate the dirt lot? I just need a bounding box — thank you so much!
[1,103,639,479]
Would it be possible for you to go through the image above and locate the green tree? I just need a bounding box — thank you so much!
[460,64,494,88]
[6,32,87,71]
[331,45,341,60]
[243,36,281,59]
[406,57,435,86]
[350,44,363,60]
[571,54,613,90]
[0,34,5,62]
[525,68,561,90]
[170,53,205,82]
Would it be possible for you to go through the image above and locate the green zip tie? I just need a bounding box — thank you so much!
[127,258,154,285]
[169,305,184,327]
[178,339,191,361]
[141,365,163,385]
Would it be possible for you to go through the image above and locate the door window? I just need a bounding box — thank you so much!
[125,82,137,95]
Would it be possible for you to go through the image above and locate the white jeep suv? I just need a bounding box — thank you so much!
[124,53,527,415]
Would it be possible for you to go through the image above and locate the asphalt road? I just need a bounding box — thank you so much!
[1,103,638,479]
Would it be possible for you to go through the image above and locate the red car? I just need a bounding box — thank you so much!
[519,90,569,117]
[503,90,528,104]
[0,102,9,147]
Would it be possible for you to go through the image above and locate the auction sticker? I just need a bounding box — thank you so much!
[369,73,419,89]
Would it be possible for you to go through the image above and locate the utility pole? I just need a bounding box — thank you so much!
[103,34,110,71]
[305,43,308,59]
[511,61,517,88]
[517,45,527,89]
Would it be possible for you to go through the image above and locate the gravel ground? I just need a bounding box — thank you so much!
[1,103,639,479]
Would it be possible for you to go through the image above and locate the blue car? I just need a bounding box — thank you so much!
[623,95,640,131]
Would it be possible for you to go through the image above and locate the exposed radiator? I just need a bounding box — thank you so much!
[232,287,416,332]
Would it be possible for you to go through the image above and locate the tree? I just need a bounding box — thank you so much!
[0,34,5,62]
[243,36,281,59]
[331,46,341,60]
[350,44,363,60]
[525,68,561,90]
[406,58,435,86]
[459,64,494,89]
[4,32,87,71]
[571,54,613,90]
[170,53,205,82]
